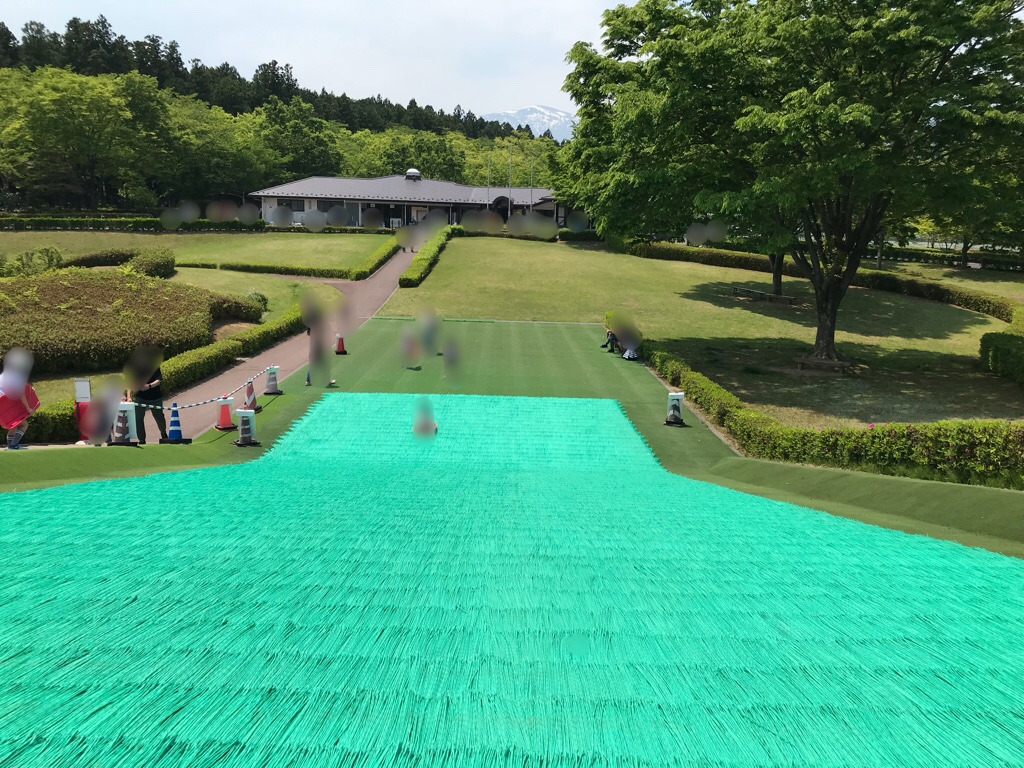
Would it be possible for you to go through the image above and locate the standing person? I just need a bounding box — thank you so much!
[0,348,37,450]
[302,292,336,388]
[127,346,167,444]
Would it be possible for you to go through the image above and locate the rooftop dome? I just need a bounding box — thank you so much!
[405,168,421,180]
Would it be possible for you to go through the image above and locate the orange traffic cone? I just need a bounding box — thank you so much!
[214,395,236,431]
[335,334,348,355]
[243,379,262,414]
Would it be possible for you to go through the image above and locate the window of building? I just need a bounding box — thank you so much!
[317,199,340,213]
[277,199,305,213]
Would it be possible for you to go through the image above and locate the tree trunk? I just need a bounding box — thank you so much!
[960,240,972,267]
[768,253,784,295]
[813,284,842,360]
[875,228,885,270]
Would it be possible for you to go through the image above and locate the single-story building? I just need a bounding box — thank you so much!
[250,169,579,228]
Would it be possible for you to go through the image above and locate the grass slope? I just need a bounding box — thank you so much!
[3,319,1021,556]
[0,231,388,270]
[382,239,1024,428]
[2,392,1022,764]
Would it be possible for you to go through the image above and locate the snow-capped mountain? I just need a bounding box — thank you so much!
[482,106,577,142]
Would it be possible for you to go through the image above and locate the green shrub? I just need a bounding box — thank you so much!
[980,332,1024,386]
[175,261,218,270]
[0,269,261,373]
[217,262,352,278]
[0,301,312,444]
[399,227,455,287]
[0,245,65,277]
[265,226,395,235]
[0,217,265,232]
[558,228,603,242]
[0,397,78,445]
[641,341,1024,486]
[160,339,244,393]
[349,237,401,280]
[208,293,264,323]
[231,306,305,356]
[125,247,176,278]
[62,248,140,268]
[244,290,270,312]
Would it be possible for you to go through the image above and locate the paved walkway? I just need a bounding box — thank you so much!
[172,250,414,437]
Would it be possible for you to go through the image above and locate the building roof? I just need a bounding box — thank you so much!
[251,175,555,206]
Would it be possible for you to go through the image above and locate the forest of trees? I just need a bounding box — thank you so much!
[0,17,548,139]
[0,17,560,211]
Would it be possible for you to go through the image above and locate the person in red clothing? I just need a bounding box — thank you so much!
[0,348,37,450]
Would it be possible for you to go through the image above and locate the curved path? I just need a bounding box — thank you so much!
[171,250,414,437]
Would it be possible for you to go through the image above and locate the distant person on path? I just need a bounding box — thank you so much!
[127,346,167,444]
[302,291,336,387]
[0,348,37,450]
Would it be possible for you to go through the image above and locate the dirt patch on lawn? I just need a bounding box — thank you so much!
[213,320,256,340]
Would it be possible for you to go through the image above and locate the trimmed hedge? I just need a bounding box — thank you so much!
[642,341,1024,488]
[125,247,175,278]
[215,236,401,280]
[558,229,603,242]
[160,339,245,393]
[980,332,1024,386]
[0,269,264,374]
[209,294,264,323]
[349,237,401,280]
[632,242,1018,323]
[62,248,140,268]
[0,397,79,444]
[0,217,409,234]
[1,304,312,444]
[231,306,305,356]
[0,217,266,232]
[399,226,456,287]
[264,226,395,235]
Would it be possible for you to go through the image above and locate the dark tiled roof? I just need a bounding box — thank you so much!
[251,175,555,205]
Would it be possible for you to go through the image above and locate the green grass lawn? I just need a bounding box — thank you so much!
[383,239,1024,429]
[170,268,336,323]
[884,260,1024,301]
[0,231,388,270]
[5,319,1022,557]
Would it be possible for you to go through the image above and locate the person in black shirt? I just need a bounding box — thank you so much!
[127,347,167,444]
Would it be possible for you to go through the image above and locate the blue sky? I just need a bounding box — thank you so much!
[0,0,622,114]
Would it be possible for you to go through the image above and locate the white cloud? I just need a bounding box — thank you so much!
[2,0,622,114]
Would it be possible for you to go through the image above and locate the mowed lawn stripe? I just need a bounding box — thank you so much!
[382,238,1024,429]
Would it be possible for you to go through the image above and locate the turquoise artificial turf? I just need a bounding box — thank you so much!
[1,393,1022,765]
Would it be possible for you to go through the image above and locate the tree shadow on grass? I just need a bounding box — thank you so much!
[657,335,1024,425]
[676,279,998,341]
[559,241,611,252]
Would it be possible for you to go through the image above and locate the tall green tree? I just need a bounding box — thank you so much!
[250,96,341,179]
[7,68,138,207]
[562,0,1024,359]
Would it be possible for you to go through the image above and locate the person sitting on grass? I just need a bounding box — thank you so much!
[600,328,620,353]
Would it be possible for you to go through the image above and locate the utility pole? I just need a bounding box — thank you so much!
[530,158,535,210]
[508,142,513,221]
